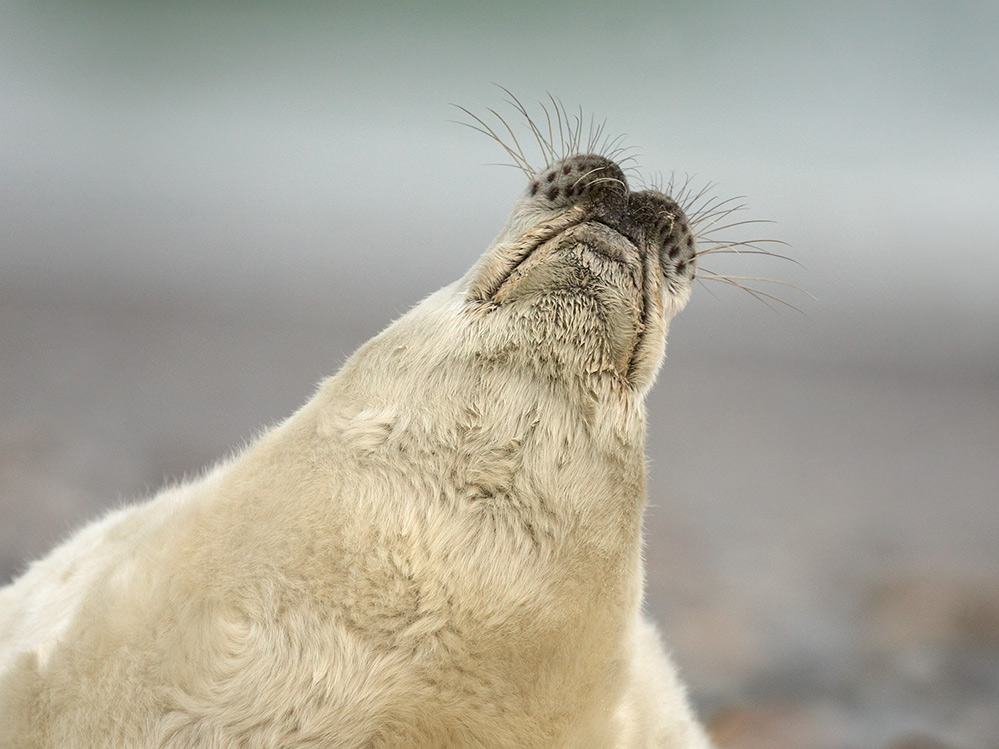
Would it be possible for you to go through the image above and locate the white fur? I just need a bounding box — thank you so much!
[0,156,712,747]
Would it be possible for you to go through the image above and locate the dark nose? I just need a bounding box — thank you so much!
[617,191,697,279]
[528,154,628,224]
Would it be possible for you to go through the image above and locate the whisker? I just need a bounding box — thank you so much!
[695,247,802,267]
[699,271,813,297]
[483,162,535,172]
[670,173,697,210]
[696,239,797,262]
[700,275,781,312]
[583,176,629,190]
[601,132,627,159]
[695,277,722,301]
[547,93,567,160]
[571,165,608,189]
[635,170,656,192]
[621,165,642,182]
[648,170,665,193]
[593,119,610,155]
[696,217,777,237]
[690,192,745,214]
[605,142,639,165]
[698,236,791,247]
[586,115,606,154]
[575,105,586,153]
[538,98,558,166]
[485,106,535,174]
[690,200,748,227]
[688,193,744,218]
[450,107,532,176]
[570,165,629,192]
[696,270,810,315]
[450,124,532,177]
[556,99,574,156]
[679,180,717,216]
[497,86,557,166]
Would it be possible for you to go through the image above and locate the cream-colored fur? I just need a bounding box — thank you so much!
[0,152,713,748]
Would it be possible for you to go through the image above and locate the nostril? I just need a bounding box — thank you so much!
[669,234,695,262]
[525,154,628,220]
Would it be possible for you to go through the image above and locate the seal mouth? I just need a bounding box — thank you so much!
[490,219,639,303]
[468,207,591,304]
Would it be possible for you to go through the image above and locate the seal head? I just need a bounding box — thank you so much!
[462,153,696,393]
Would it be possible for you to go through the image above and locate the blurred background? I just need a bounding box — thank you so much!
[2,2,997,746]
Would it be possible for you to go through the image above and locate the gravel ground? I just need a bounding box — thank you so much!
[2,285,997,748]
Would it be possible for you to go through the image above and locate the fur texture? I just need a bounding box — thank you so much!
[0,152,713,747]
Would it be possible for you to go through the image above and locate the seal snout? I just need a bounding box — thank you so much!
[617,191,697,284]
[528,154,628,223]
[526,156,696,285]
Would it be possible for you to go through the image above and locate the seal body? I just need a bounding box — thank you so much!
[0,153,712,747]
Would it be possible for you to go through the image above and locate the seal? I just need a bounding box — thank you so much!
[0,144,714,746]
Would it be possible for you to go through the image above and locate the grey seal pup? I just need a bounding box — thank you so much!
[0,128,714,747]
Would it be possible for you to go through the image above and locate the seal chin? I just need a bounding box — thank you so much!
[461,153,697,389]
